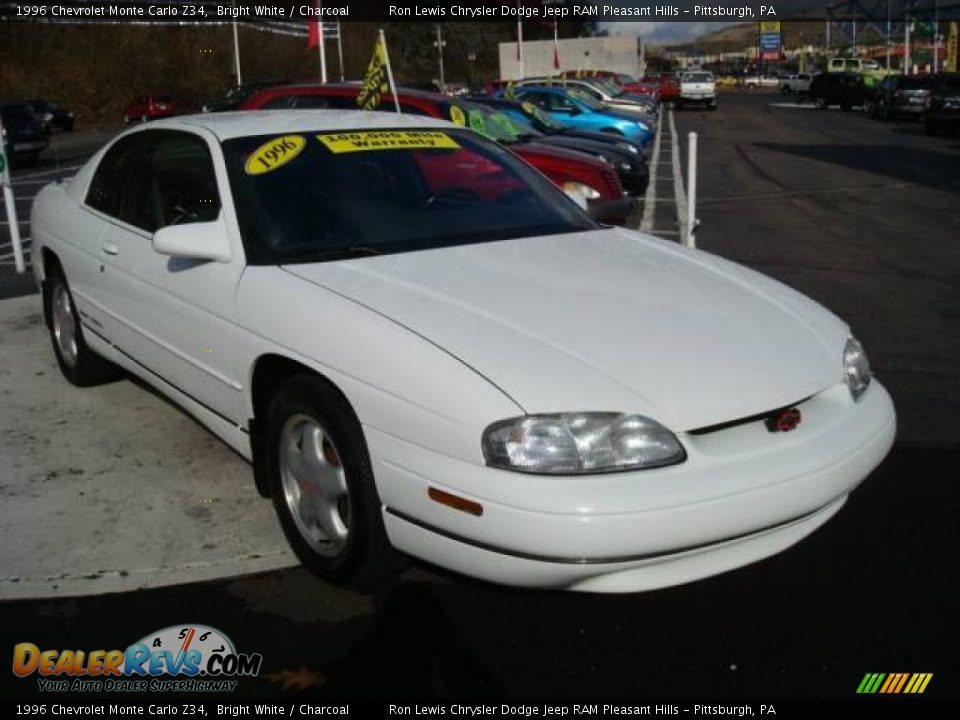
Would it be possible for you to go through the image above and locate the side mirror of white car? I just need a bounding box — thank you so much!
[152,214,231,262]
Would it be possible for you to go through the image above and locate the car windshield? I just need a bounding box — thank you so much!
[223,128,596,264]
[518,101,565,130]
[616,74,636,85]
[567,89,605,110]
[448,102,519,143]
[684,73,713,83]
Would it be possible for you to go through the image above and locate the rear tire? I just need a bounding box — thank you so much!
[264,374,405,590]
[45,270,121,387]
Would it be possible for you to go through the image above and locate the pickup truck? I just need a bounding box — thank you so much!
[677,71,717,110]
[742,75,780,89]
[778,73,815,94]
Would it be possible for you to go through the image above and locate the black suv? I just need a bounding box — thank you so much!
[1,103,48,167]
[809,72,869,111]
[866,75,931,121]
[925,72,960,136]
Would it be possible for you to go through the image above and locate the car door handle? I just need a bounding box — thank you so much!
[100,242,119,256]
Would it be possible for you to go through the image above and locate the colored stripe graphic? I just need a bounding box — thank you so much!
[858,672,932,694]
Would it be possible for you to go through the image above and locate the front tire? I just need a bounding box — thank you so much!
[264,375,404,589]
[45,271,121,387]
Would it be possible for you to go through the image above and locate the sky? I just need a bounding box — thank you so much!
[599,21,739,44]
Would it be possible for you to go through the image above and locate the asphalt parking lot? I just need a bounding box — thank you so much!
[1,94,957,700]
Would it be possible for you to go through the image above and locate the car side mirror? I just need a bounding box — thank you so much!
[152,214,231,262]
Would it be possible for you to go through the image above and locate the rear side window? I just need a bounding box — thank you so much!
[296,94,355,109]
[262,95,296,109]
[86,134,144,217]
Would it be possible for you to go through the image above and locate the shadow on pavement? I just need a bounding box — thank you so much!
[752,143,960,194]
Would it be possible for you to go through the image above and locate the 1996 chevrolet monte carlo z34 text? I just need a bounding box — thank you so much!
[29,111,895,592]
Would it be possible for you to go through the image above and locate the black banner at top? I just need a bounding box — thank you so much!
[2,1,935,24]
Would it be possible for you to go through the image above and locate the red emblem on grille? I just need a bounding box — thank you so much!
[766,408,802,433]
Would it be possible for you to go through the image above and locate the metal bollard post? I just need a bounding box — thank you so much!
[0,115,26,274]
[686,131,698,249]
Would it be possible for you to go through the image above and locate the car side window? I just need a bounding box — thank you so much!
[86,134,144,218]
[293,95,339,109]
[262,95,295,109]
[115,131,220,233]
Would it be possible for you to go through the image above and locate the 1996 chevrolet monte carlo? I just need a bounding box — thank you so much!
[30,111,895,592]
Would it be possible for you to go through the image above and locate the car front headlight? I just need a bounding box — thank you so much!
[843,337,872,401]
[482,413,686,474]
[617,142,640,155]
[636,121,651,132]
[562,181,601,200]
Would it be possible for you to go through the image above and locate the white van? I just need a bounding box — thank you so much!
[828,57,880,73]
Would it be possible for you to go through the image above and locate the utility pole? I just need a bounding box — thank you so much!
[886,0,892,70]
[231,0,242,86]
[434,24,446,87]
[905,17,912,75]
[336,21,345,82]
[934,0,939,73]
[317,4,328,83]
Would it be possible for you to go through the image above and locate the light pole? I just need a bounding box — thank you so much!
[231,0,242,86]
[434,24,446,88]
[468,51,477,87]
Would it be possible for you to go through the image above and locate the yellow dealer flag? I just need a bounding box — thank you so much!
[357,30,400,112]
[947,22,958,73]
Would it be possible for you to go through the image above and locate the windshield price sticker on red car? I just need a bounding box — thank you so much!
[316,131,461,154]
[244,135,306,175]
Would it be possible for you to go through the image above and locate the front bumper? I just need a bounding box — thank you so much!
[369,382,896,592]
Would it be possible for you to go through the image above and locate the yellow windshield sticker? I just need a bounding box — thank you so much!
[316,131,461,153]
[521,101,537,115]
[449,105,466,126]
[244,135,306,175]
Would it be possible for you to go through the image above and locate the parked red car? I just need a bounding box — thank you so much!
[242,84,631,224]
[641,75,680,102]
[122,95,176,124]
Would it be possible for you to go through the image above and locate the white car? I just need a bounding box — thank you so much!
[30,111,896,593]
[742,75,781,89]
[677,72,718,109]
[779,73,816,94]
[517,77,657,117]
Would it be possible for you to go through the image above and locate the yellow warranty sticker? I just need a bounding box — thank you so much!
[521,101,538,115]
[244,135,306,175]
[449,105,466,126]
[316,131,461,154]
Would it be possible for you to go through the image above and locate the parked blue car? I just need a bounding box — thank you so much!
[504,86,655,146]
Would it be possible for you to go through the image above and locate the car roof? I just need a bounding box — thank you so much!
[151,109,457,140]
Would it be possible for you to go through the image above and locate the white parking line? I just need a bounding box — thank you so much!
[640,104,665,233]
[13,163,83,180]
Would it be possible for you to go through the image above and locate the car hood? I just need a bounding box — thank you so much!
[283,229,848,431]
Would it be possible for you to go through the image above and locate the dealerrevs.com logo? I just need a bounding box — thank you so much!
[12,624,262,693]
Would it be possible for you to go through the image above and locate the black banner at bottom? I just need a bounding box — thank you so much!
[2,699,956,720]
